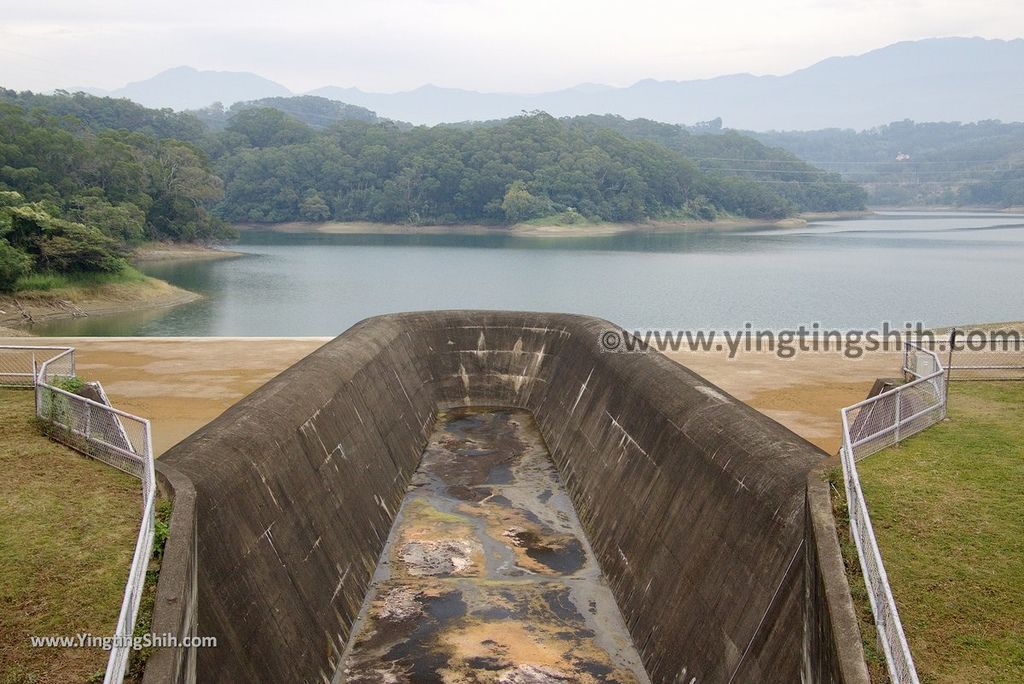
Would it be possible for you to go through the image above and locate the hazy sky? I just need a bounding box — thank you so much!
[2,0,1023,93]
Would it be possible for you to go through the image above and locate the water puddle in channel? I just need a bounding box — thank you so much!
[335,408,650,684]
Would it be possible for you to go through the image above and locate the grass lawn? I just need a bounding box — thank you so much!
[857,381,1024,683]
[0,389,139,684]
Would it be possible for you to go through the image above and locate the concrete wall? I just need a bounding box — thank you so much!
[146,462,199,684]
[145,311,867,683]
[803,464,872,684]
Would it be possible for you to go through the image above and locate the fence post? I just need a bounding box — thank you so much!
[902,337,910,380]
[894,390,902,444]
[945,329,956,406]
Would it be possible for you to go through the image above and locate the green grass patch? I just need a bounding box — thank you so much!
[0,389,139,684]
[857,382,1024,683]
[14,266,147,293]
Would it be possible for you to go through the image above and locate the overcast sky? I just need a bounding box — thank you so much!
[2,0,1023,94]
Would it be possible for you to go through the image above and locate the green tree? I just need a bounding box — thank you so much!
[67,196,147,242]
[298,190,331,222]
[5,204,126,273]
[226,108,314,148]
[145,141,227,240]
[500,181,552,223]
[0,240,31,291]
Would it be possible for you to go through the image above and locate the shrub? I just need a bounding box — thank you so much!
[0,239,32,292]
[52,375,87,394]
[6,204,127,273]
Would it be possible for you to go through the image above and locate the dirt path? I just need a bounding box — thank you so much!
[1,336,899,455]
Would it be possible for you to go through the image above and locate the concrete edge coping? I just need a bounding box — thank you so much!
[807,458,872,684]
[142,460,198,684]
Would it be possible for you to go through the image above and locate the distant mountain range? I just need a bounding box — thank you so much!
[72,38,1024,130]
[76,66,291,111]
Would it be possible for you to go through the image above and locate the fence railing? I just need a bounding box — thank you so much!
[838,341,946,684]
[36,383,150,478]
[904,331,1024,381]
[30,350,156,684]
[946,332,1024,381]
[845,341,946,462]
[0,345,75,387]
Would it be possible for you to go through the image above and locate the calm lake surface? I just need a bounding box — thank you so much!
[33,211,1024,336]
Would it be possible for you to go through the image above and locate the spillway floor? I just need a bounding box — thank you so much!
[336,408,650,684]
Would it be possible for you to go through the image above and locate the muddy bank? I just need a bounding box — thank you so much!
[233,215,807,238]
[0,278,200,331]
[796,210,874,221]
[131,242,245,262]
[868,205,1024,214]
[338,408,648,683]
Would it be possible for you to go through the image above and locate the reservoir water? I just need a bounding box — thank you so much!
[32,211,1024,336]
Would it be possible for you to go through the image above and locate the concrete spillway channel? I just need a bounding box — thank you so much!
[145,312,871,684]
[336,408,650,683]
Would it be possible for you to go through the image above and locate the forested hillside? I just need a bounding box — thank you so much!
[0,92,229,290]
[214,110,865,224]
[0,89,869,289]
[568,115,866,212]
[0,89,208,143]
[0,90,868,239]
[191,95,383,130]
[754,120,1024,207]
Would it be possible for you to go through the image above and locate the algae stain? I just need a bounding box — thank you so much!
[335,409,650,684]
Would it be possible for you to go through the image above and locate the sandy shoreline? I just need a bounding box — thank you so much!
[131,242,245,262]
[0,336,899,456]
[868,205,1024,214]
[232,211,867,238]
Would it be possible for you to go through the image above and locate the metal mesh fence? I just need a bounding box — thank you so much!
[839,434,920,684]
[36,384,148,477]
[32,351,155,684]
[105,452,155,684]
[947,334,1024,380]
[845,342,946,462]
[909,331,1024,381]
[836,341,945,684]
[0,345,75,387]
